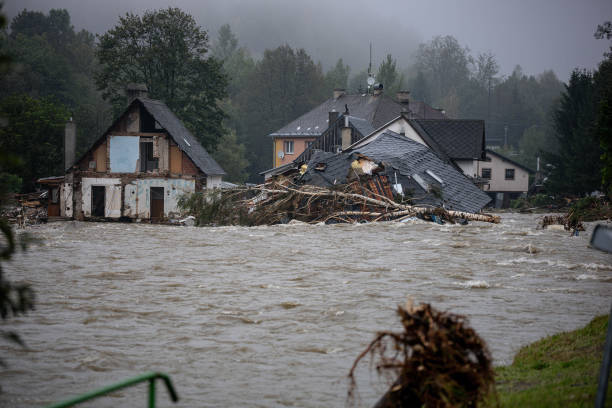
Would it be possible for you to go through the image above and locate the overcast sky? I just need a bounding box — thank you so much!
[5,0,612,81]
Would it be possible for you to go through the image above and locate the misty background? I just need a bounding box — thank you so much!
[1,0,611,187]
[6,0,612,80]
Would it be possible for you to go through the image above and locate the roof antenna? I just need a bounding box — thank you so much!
[366,42,375,94]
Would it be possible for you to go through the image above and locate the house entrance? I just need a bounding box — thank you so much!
[91,186,105,217]
[150,187,164,220]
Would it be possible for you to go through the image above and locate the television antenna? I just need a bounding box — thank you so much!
[367,42,375,92]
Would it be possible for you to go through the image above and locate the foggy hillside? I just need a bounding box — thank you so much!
[5,0,612,79]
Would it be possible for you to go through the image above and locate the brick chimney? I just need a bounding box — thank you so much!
[341,115,352,150]
[333,88,346,99]
[64,117,76,171]
[396,90,410,113]
[126,83,149,103]
[328,110,339,128]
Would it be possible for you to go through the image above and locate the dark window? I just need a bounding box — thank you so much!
[505,168,515,180]
[482,168,491,179]
[91,186,105,217]
[140,141,158,172]
[150,187,164,220]
[140,106,157,132]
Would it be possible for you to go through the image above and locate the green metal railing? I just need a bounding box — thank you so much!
[45,371,179,408]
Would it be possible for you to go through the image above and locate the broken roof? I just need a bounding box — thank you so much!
[138,98,225,175]
[269,94,445,138]
[408,119,485,161]
[301,131,491,213]
[73,97,225,176]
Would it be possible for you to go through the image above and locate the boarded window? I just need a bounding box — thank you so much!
[482,168,491,179]
[505,168,515,180]
[140,142,159,172]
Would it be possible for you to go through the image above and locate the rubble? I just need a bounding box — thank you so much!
[178,180,500,226]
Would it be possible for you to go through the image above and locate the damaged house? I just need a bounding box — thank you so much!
[301,130,491,214]
[50,86,225,221]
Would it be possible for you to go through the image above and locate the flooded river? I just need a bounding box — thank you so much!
[0,214,610,407]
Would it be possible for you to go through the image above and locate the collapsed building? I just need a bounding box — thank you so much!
[262,88,491,214]
[300,130,491,214]
[41,85,225,221]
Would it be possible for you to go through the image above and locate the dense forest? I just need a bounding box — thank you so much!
[0,7,610,197]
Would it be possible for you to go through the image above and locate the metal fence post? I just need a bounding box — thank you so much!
[148,378,156,408]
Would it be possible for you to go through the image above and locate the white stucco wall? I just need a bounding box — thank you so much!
[206,175,222,188]
[134,178,195,219]
[352,118,428,149]
[81,178,122,218]
[481,153,530,193]
[61,182,73,218]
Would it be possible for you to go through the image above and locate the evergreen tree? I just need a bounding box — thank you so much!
[377,54,399,94]
[544,70,601,195]
[0,95,69,191]
[324,58,350,93]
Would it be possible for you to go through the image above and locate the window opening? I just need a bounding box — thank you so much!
[482,168,492,179]
[140,141,158,172]
[505,168,515,180]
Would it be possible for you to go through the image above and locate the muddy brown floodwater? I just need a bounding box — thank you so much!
[0,214,610,407]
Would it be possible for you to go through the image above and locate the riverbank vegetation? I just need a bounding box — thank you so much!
[488,314,611,407]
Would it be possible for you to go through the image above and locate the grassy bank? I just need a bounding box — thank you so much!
[488,315,611,407]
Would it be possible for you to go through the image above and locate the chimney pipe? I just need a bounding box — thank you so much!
[328,110,339,128]
[373,83,383,96]
[126,83,149,103]
[65,118,76,171]
[333,88,346,99]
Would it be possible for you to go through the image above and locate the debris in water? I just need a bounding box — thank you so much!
[348,301,494,408]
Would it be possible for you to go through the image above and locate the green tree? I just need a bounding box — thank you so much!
[324,58,350,93]
[96,7,228,151]
[414,35,473,105]
[348,68,369,94]
[377,54,403,95]
[0,95,69,191]
[474,52,500,90]
[594,22,612,196]
[1,9,111,155]
[544,69,601,195]
[211,23,238,62]
[235,45,326,179]
[211,129,249,183]
[0,5,36,361]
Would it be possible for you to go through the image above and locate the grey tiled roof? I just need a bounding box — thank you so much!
[139,98,225,175]
[485,149,535,173]
[348,116,375,138]
[301,131,491,213]
[269,94,444,138]
[408,119,485,160]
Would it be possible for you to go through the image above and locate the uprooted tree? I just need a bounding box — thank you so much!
[178,180,500,226]
[348,301,495,408]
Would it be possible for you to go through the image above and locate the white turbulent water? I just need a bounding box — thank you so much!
[0,214,611,407]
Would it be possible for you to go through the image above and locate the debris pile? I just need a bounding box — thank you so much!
[178,180,500,226]
[0,192,48,226]
[348,301,495,408]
